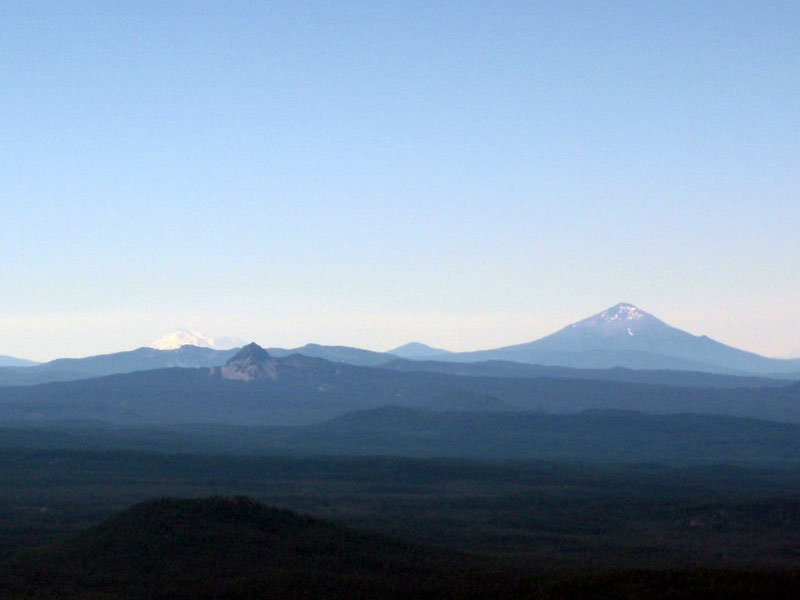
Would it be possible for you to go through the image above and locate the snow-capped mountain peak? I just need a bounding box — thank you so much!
[566,303,671,339]
[150,331,246,351]
[150,330,216,350]
[597,303,646,323]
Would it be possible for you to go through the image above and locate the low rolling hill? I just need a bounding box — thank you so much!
[0,496,478,599]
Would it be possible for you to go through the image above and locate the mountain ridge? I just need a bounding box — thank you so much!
[0,346,240,387]
[0,354,40,368]
[1,345,799,427]
[266,343,394,366]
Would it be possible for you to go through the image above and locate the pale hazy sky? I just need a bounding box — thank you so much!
[2,1,799,361]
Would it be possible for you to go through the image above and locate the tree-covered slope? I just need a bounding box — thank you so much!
[1,496,476,599]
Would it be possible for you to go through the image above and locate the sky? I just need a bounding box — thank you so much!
[2,1,799,361]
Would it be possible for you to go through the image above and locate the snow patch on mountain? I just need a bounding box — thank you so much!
[599,303,645,322]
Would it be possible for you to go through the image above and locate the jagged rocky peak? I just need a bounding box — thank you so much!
[219,343,275,381]
[228,342,271,364]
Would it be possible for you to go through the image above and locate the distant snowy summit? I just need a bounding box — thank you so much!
[567,302,666,337]
[596,303,646,322]
[150,330,244,351]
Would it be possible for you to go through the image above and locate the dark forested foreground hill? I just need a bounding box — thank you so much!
[0,497,480,599]
[4,477,800,598]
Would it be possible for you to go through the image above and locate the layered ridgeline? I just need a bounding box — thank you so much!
[433,303,800,375]
[0,341,394,387]
[0,345,240,386]
[1,343,799,428]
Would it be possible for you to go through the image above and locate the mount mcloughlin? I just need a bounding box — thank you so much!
[433,303,800,375]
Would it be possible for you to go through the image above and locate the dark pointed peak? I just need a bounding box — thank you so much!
[218,343,275,381]
[227,342,270,365]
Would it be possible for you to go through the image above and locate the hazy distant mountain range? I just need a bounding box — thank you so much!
[2,304,800,498]
[2,304,799,387]
[162,303,800,375]
[2,339,800,467]
[0,346,239,386]
[163,303,800,375]
[224,303,800,376]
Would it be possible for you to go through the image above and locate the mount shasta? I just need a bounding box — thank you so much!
[434,303,800,375]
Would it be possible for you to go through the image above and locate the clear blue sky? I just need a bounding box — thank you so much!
[2,1,799,361]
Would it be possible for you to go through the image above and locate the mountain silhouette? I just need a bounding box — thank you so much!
[437,303,800,375]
